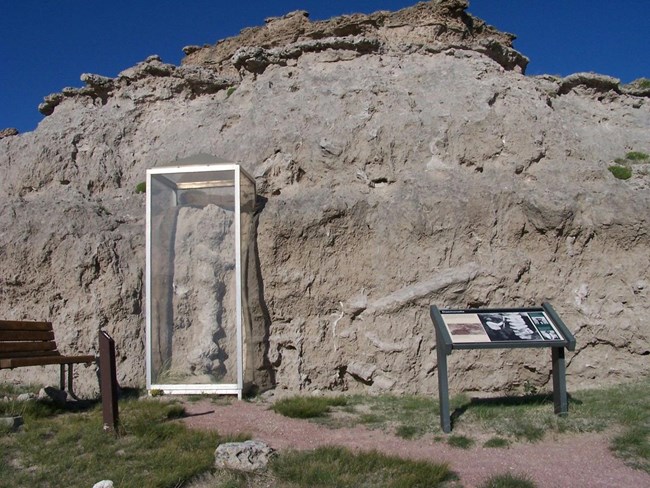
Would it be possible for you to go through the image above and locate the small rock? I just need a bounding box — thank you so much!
[214,440,275,472]
[182,45,202,55]
[342,289,368,316]
[370,374,396,391]
[92,481,114,488]
[38,386,68,407]
[16,393,34,402]
[346,361,376,383]
[0,416,24,431]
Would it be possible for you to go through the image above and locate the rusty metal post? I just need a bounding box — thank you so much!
[99,330,119,432]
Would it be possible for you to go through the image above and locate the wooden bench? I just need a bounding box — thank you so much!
[0,320,96,393]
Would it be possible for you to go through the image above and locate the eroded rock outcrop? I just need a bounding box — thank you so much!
[0,0,649,396]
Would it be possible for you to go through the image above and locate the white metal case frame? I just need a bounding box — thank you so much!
[145,163,253,399]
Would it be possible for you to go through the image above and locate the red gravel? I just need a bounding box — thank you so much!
[181,399,650,488]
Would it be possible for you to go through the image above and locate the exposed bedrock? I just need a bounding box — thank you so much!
[1,1,649,395]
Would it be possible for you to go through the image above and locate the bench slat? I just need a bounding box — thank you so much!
[0,350,60,360]
[0,341,58,353]
[0,355,95,369]
[0,320,96,378]
[0,330,55,341]
[0,321,53,331]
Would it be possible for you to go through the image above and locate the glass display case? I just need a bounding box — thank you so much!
[145,158,255,398]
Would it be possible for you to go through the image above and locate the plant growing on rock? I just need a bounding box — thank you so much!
[608,150,649,180]
[625,151,649,161]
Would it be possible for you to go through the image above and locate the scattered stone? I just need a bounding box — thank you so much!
[214,440,275,472]
[92,481,114,488]
[370,374,397,392]
[0,416,24,431]
[16,393,34,402]
[347,361,376,383]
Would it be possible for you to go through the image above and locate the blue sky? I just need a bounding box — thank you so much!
[2,1,648,134]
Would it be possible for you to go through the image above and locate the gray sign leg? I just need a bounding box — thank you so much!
[436,340,451,433]
[552,347,568,415]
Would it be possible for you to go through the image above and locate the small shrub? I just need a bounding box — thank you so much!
[634,78,650,89]
[226,86,236,98]
[507,420,545,442]
[359,413,383,424]
[149,389,164,397]
[608,165,632,180]
[523,380,538,396]
[395,424,420,439]
[447,434,474,449]
[165,404,186,419]
[483,436,511,448]
[272,396,347,419]
[479,472,537,488]
[135,181,146,193]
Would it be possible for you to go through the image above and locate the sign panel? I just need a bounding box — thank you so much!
[440,309,564,345]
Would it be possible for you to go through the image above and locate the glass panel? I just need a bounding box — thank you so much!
[149,170,238,386]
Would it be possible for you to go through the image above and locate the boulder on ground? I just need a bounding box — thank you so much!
[214,440,275,472]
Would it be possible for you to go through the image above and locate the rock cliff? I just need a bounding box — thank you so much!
[1,0,649,396]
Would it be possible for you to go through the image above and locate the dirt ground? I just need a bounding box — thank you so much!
[180,398,650,488]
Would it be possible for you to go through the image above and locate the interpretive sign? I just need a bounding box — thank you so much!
[430,302,576,433]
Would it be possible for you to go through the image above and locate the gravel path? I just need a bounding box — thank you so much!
[181,399,650,488]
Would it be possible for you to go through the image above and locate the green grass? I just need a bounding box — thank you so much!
[478,472,537,488]
[270,446,455,487]
[611,426,650,472]
[334,394,438,437]
[271,380,650,473]
[2,380,649,486]
[272,395,347,419]
[0,394,247,488]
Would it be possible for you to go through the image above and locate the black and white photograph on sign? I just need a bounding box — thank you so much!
[441,313,491,343]
[478,312,542,341]
[528,312,563,340]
